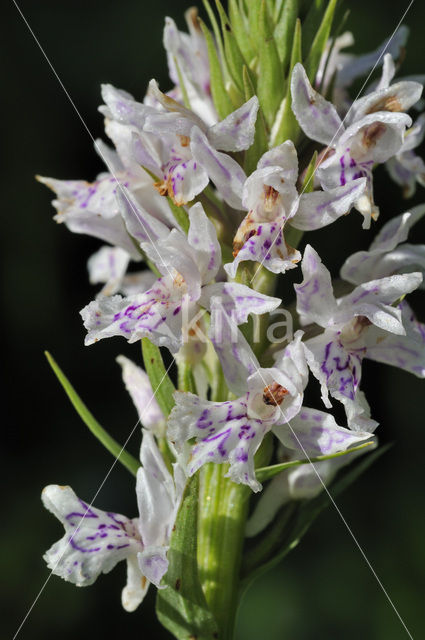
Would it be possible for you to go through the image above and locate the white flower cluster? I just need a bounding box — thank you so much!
[39,11,425,611]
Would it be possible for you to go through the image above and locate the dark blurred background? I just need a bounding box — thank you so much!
[2,1,425,638]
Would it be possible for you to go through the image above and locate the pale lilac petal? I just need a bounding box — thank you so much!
[295,245,338,327]
[136,447,174,549]
[273,330,310,392]
[116,356,165,434]
[122,555,149,612]
[338,273,423,333]
[121,555,149,613]
[81,278,190,353]
[291,63,344,146]
[348,79,423,124]
[336,26,409,88]
[209,299,259,396]
[142,229,202,301]
[187,202,221,283]
[336,112,412,165]
[375,54,396,91]
[147,79,206,131]
[294,179,367,230]
[341,205,425,285]
[42,485,142,587]
[88,246,131,296]
[120,270,158,296]
[100,83,150,129]
[168,393,265,492]
[275,407,374,456]
[225,221,301,277]
[257,141,299,181]
[364,301,425,377]
[190,126,246,209]
[208,97,259,152]
[199,281,281,325]
[138,547,169,588]
[305,333,378,432]
[37,175,141,258]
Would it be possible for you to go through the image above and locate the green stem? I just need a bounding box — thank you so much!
[198,464,251,639]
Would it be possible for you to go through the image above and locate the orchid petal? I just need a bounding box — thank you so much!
[122,555,149,612]
[295,245,338,327]
[209,300,259,396]
[208,97,259,152]
[293,179,367,231]
[291,63,344,146]
[88,246,131,296]
[81,278,189,353]
[187,202,221,284]
[116,356,165,434]
[200,282,281,325]
[190,126,246,209]
[42,485,142,587]
[168,393,266,492]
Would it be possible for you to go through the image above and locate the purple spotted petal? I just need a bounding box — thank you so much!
[41,485,142,588]
[199,281,281,325]
[293,179,367,231]
[208,96,259,152]
[291,63,344,146]
[190,126,246,209]
[295,245,337,327]
[81,276,191,353]
[168,393,266,492]
[117,356,165,434]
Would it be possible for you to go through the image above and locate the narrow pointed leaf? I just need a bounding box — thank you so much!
[306,0,339,81]
[243,65,269,174]
[271,18,302,145]
[156,475,219,639]
[256,441,375,482]
[242,444,391,583]
[229,0,255,64]
[141,338,176,417]
[199,19,234,119]
[301,0,326,57]
[274,0,298,70]
[216,0,249,93]
[247,0,262,51]
[258,0,285,128]
[203,0,229,80]
[45,352,139,476]
[301,150,318,193]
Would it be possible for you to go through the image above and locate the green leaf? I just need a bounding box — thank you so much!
[229,0,255,65]
[242,444,390,584]
[247,0,262,51]
[199,19,234,119]
[301,0,326,57]
[301,149,318,193]
[274,0,298,70]
[166,195,190,234]
[203,0,228,80]
[243,65,269,174]
[271,17,302,146]
[257,0,285,128]
[256,441,375,482]
[141,338,176,417]
[305,0,339,81]
[156,475,219,639]
[45,352,139,476]
[216,0,250,94]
